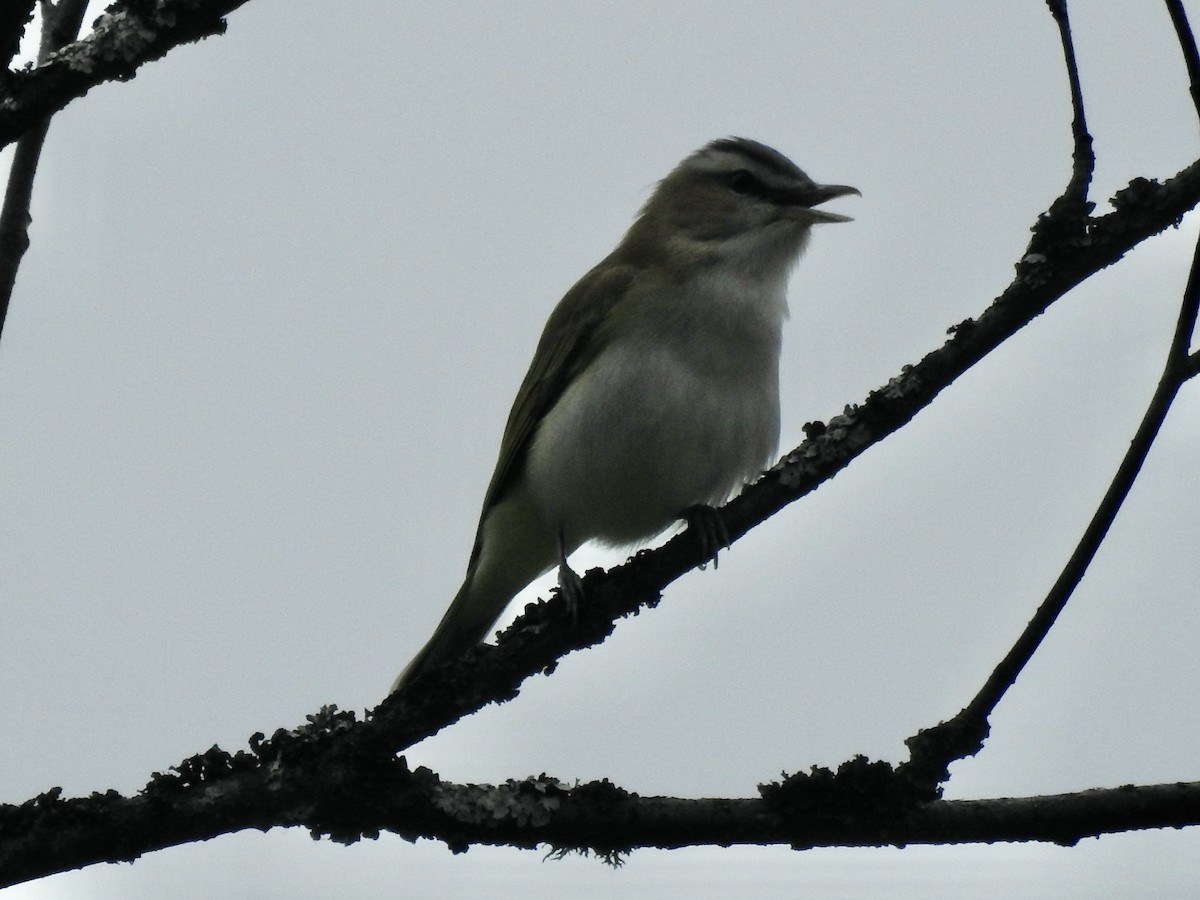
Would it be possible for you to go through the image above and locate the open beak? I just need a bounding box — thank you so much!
[794,182,860,223]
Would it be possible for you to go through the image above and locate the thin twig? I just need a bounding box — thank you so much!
[903,4,1200,787]
[906,230,1200,784]
[0,0,87,345]
[0,119,48,337]
[1046,0,1094,204]
[1166,0,1200,363]
[902,0,1200,787]
[1166,0,1200,122]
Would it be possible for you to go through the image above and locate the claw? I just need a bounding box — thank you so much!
[557,532,584,622]
[684,504,730,570]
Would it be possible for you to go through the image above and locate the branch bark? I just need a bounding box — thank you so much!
[0,0,89,340]
[0,0,250,149]
[5,728,1200,887]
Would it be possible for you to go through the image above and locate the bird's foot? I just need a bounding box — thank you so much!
[557,557,584,623]
[684,504,730,570]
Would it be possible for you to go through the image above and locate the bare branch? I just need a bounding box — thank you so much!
[0,0,249,149]
[905,222,1200,786]
[899,1,1200,790]
[0,119,48,337]
[4,725,1200,887]
[0,0,89,342]
[1166,0,1200,122]
[1045,0,1094,205]
[1166,0,1200,362]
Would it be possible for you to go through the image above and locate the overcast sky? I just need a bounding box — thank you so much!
[3,2,1200,898]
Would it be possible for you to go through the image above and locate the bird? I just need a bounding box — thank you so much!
[391,137,857,693]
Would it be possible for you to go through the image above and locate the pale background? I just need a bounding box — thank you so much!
[2,2,1200,897]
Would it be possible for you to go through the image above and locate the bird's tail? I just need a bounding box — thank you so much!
[390,571,506,694]
[392,492,564,695]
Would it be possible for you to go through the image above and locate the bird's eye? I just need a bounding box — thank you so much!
[727,170,761,196]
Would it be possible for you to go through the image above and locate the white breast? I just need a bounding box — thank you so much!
[524,268,787,549]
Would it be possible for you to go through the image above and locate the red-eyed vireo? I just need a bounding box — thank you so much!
[392,137,857,693]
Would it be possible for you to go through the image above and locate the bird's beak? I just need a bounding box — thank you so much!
[790,183,861,223]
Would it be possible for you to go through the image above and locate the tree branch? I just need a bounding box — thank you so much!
[904,219,1200,787]
[1045,0,1094,206]
[896,0,1200,791]
[4,721,1200,887]
[1166,0,1200,122]
[0,0,88,342]
[0,0,250,149]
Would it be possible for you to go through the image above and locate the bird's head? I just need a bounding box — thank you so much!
[624,137,859,272]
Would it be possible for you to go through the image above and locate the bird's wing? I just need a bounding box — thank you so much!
[469,262,637,561]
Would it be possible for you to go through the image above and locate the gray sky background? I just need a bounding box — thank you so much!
[2,2,1200,897]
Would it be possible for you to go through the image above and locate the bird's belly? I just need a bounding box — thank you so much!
[524,343,779,548]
